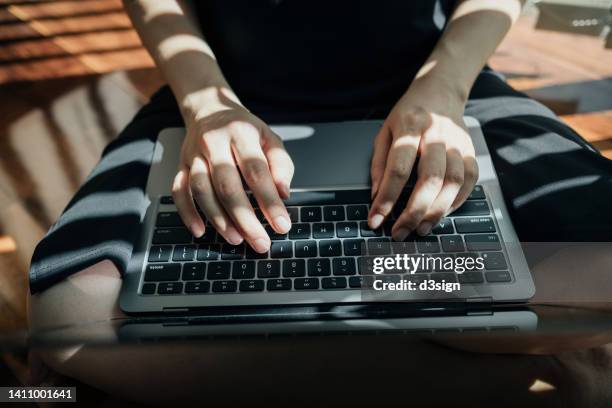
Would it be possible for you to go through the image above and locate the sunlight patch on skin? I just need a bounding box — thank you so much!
[529,378,556,392]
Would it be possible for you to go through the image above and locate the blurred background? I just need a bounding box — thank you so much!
[0,0,610,344]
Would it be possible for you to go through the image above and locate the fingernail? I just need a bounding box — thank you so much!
[394,228,410,242]
[226,230,244,245]
[274,215,291,233]
[253,238,270,253]
[417,222,433,236]
[192,223,205,238]
[370,214,384,229]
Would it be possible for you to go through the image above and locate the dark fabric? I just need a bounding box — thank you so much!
[29,71,612,293]
[193,0,457,114]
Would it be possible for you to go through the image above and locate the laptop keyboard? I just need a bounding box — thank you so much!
[141,186,513,296]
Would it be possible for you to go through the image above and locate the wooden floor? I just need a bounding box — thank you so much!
[0,0,610,336]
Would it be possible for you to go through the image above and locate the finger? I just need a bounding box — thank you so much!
[416,147,464,235]
[205,138,271,253]
[368,127,420,230]
[172,165,205,237]
[262,128,294,200]
[392,133,446,241]
[233,131,292,234]
[450,144,479,214]
[190,155,243,244]
[370,123,391,199]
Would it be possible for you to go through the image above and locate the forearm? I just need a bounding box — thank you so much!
[413,0,524,102]
[123,0,239,121]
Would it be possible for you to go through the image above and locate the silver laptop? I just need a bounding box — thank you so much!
[120,118,535,314]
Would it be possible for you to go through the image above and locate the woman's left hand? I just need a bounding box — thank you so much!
[368,81,479,241]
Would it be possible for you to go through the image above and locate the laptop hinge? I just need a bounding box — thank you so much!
[466,296,493,304]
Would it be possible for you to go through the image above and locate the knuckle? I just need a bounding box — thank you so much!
[189,176,208,194]
[216,178,241,201]
[389,161,411,179]
[243,161,269,186]
[446,170,464,185]
[422,173,444,189]
[228,120,257,136]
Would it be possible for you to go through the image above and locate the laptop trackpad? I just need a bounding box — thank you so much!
[272,121,382,190]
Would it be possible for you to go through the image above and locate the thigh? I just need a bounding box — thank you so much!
[465,71,612,242]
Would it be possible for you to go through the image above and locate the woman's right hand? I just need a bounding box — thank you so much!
[173,87,294,253]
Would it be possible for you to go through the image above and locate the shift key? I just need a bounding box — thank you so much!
[455,217,496,233]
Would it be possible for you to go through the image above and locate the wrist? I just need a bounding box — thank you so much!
[410,66,470,106]
[179,86,244,126]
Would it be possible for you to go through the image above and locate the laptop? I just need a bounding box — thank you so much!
[119,118,535,314]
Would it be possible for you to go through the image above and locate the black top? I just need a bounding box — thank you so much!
[194,0,457,115]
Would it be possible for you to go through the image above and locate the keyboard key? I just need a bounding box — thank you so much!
[148,245,172,262]
[430,273,457,283]
[295,240,317,257]
[319,239,342,257]
[360,221,382,237]
[240,279,265,292]
[367,238,391,255]
[156,212,183,227]
[349,276,366,288]
[301,207,322,222]
[267,278,292,291]
[287,207,299,222]
[194,228,216,244]
[185,281,210,294]
[454,217,496,233]
[294,278,320,290]
[172,245,196,261]
[289,223,311,239]
[482,252,507,270]
[336,222,358,238]
[432,218,454,234]
[333,258,356,275]
[322,277,347,289]
[232,261,255,279]
[392,240,416,254]
[440,235,465,252]
[270,241,293,258]
[145,264,180,281]
[283,259,306,277]
[246,245,268,259]
[416,236,440,253]
[358,256,375,275]
[347,205,368,220]
[324,206,345,221]
[160,196,174,204]
[467,185,485,200]
[212,280,238,293]
[182,262,206,280]
[452,200,490,216]
[265,225,287,240]
[343,238,365,255]
[141,283,156,294]
[257,260,281,278]
[197,244,220,261]
[207,262,231,279]
[152,228,192,244]
[308,258,331,276]
[313,222,335,239]
[157,282,183,295]
[485,271,512,283]
[465,234,501,251]
[458,271,484,284]
[221,243,244,260]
